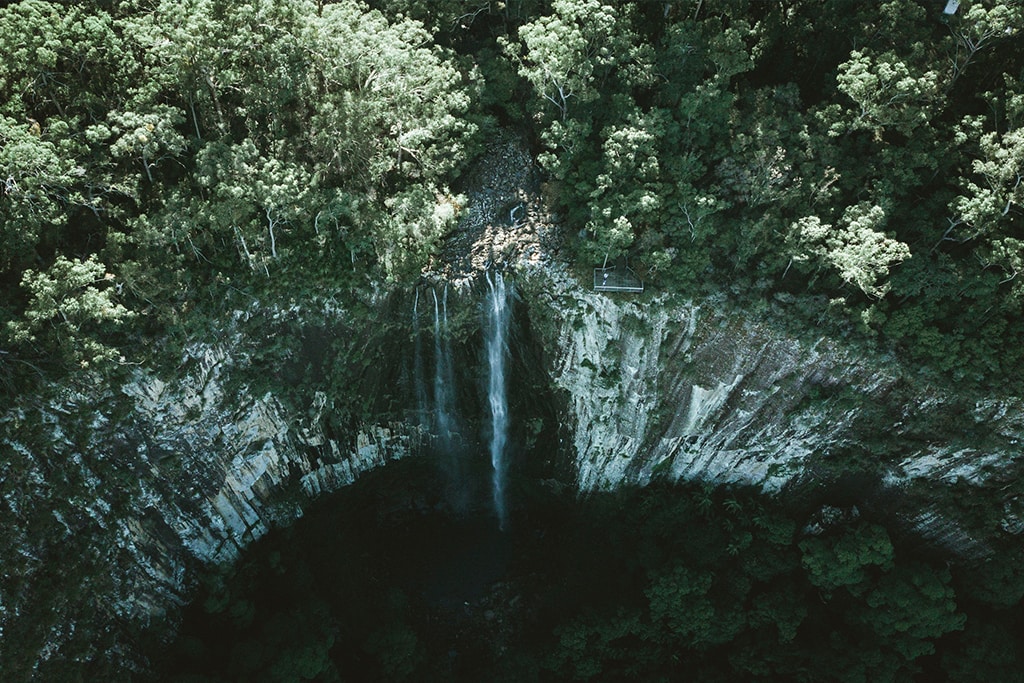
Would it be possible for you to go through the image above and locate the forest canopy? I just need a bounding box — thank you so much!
[1,0,1023,390]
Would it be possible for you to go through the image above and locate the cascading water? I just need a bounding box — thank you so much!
[485,271,511,530]
[431,286,473,511]
[418,279,513,523]
[413,289,429,427]
[432,287,457,445]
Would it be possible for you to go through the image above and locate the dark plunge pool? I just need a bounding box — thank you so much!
[152,456,1024,683]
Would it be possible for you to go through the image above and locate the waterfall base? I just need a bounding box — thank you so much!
[157,457,1009,682]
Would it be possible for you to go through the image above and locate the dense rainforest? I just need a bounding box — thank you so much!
[2,0,1024,680]
[1,0,1023,394]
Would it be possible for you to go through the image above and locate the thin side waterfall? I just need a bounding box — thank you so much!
[413,289,429,427]
[485,271,511,530]
[432,287,457,445]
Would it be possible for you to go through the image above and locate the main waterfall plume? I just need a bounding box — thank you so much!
[485,272,511,530]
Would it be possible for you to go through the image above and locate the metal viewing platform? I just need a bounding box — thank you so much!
[594,260,644,293]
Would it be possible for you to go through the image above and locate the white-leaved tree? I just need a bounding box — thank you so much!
[507,0,652,124]
[794,204,911,298]
[946,0,1023,88]
[823,49,941,138]
[6,255,134,368]
[951,81,1024,292]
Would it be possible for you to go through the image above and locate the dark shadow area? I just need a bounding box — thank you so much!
[150,456,1024,683]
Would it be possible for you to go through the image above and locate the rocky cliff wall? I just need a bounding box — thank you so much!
[119,343,422,568]
[1,327,421,679]
[518,261,1024,560]
[5,256,1024,679]
[523,265,886,491]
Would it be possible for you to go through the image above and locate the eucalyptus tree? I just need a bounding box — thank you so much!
[0,114,80,273]
[506,1,663,263]
[946,0,1023,88]
[0,0,138,274]
[302,0,480,278]
[0,1,144,381]
[951,80,1024,292]
[792,205,911,299]
[120,0,479,282]
[6,255,134,370]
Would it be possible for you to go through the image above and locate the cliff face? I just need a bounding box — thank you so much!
[520,261,1024,559]
[526,267,890,492]
[1,328,421,679]
[5,260,1024,678]
[119,344,421,569]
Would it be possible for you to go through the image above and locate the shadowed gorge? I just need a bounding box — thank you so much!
[154,459,1024,682]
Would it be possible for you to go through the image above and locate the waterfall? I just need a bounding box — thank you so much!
[413,289,429,427]
[432,287,457,446]
[421,278,512,523]
[485,271,511,530]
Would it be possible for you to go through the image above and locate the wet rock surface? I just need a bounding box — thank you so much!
[426,129,560,287]
[522,264,1024,561]
[1,331,422,678]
